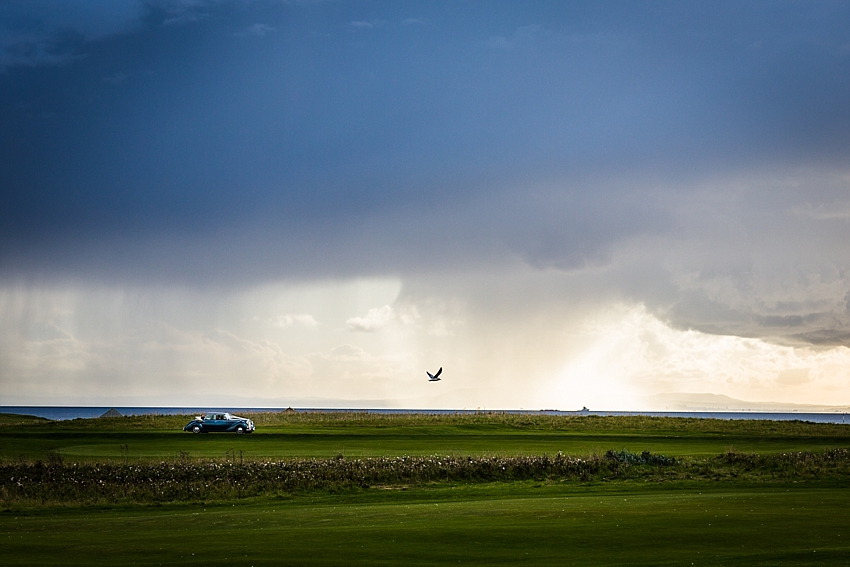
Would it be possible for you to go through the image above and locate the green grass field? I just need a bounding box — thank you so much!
[1,412,849,565]
[3,484,849,566]
[2,412,849,462]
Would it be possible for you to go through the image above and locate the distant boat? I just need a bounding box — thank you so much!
[100,408,123,418]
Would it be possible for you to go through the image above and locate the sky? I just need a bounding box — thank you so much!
[2,0,850,410]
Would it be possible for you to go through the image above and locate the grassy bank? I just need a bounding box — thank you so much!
[2,412,849,462]
[8,410,850,433]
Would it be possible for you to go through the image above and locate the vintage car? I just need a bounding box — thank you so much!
[183,412,255,434]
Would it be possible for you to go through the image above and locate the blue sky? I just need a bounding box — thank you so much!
[2,1,850,409]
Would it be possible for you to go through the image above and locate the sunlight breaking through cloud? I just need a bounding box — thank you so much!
[547,305,850,410]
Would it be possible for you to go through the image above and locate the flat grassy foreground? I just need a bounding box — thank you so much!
[1,412,849,565]
[1,484,849,566]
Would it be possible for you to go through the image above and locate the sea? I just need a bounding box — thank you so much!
[1,406,848,423]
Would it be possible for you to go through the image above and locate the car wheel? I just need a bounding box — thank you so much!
[192,425,201,434]
[236,425,245,434]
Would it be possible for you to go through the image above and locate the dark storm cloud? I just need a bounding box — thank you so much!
[2,1,850,346]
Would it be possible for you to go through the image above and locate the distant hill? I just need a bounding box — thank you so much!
[0,412,52,425]
[645,392,850,412]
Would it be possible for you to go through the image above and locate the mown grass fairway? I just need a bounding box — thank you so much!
[2,412,849,565]
[2,485,849,566]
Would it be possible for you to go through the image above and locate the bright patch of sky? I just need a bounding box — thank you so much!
[3,278,850,409]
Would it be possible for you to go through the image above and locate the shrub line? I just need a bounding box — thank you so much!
[2,448,849,508]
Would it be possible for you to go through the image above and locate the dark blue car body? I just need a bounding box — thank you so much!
[183,412,255,434]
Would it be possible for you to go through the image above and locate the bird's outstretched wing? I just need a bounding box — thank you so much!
[434,367,443,378]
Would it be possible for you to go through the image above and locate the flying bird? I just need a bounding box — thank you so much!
[427,367,443,382]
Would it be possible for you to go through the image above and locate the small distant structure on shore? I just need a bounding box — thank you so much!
[100,408,123,418]
[284,407,296,413]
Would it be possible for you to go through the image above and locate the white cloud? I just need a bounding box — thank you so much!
[346,305,394,332]
[274,314,318,328]
[396,305,420,326]
[327,343,368,361]
[426,321,454,337]
[311,343,415,388]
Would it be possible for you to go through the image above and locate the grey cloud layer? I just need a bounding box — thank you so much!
[2,1,850,349]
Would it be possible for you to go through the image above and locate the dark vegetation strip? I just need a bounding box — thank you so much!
[2,448,849,508]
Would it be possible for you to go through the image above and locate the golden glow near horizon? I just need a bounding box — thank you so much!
[2,282,849,409]
[546,305,850,410]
